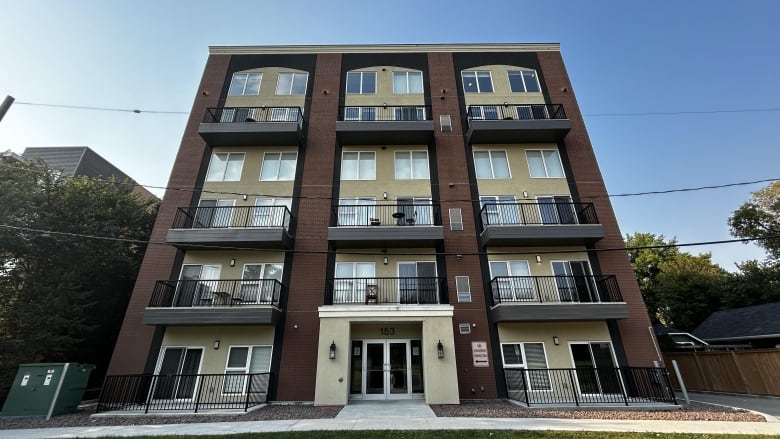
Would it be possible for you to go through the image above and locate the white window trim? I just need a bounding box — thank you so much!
[275,72,308,95]
[461,70,494,93]
[393,70,424,94]
[222,345,273,395]
[474,150,512,179]
[340,151,376,180]
[566,340,619,375]
[500,342,551,392]
[507,70,541,93]
[346,71,376,95]
[154,346,206,375]
[228,73,262,96]
[205,152,245,182]
[259,152,298,181]
[394,150,430,180]
[526,149,565,179]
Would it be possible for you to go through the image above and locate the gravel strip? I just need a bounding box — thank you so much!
[0,399,764,430]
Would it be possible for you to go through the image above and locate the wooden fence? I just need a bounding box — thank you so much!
[663,349,780,396]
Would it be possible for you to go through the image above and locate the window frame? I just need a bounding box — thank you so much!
[205,152,245,182]
[346,71,377,95]
[473,150,511,179]
[500,342,551,391]
[526,149,565,179]
[275,72,309,95]
[461,71,494,93]
[393,71,424,94]
[340,151,376,180]
[508,70,541,93]
[337,197,376,226]
[394,151,430,180]
[259,152,298,181]
[222,345,273,395]
[228,73,262,96]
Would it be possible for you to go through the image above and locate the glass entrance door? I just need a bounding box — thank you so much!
[153,347,203,400]
[363,340,411,399]
[570,342,622,396]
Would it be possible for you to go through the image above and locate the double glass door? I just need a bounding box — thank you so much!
[361,340,422,399]
[153,347,203,400]
[570,342,622,396]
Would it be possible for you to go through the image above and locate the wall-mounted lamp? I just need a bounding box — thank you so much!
[536,255,542,264]
[448,182,455,188]
[383,256,389,265]
[522,191,528,198]
[553,336,560,346]
[383,191,388,200]
[503,102,509,107]
[242,194,248,201]
[202,90,209,97]
[437,340,444,359]
[456,254,463,261]
[213,340,220,350]
[323,90,329,95]
[329,341,336,360]
[229,258,236,267]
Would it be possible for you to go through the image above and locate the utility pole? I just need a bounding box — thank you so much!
[0,95,15,123]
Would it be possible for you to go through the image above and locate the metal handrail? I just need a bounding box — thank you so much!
[203,106,303,123]
[325,277,445,305]
[480,201,598,227]
[490,275,622,305]
[149,279,283,307]
[171,205,293,231]
[337,105,433,121]
[332,203,441,227]
[466,103,567,121]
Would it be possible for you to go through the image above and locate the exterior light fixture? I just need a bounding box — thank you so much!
[383,191,388,200]
[383,256,389,265]
[437,340,444,359]
[522,191,528,198]
[329,341,336,360]
[553,336,560,346]
[213,340,220,350]
[536,255,542,264]
[456,254,463,260]
[230,258,236,267]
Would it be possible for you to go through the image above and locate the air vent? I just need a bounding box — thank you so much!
[456,276,471,303]
[440,115,452,132]
[449,208,463,231]
[459,323,471,334]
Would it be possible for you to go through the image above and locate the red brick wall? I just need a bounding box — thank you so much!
[428,52,499,399]
[275,53,342,401]
[107,55,232,375]
[537,51,661,366]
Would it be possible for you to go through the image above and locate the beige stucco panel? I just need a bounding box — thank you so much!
[343,66,425,106]
[223,67,308,109]
[472,145,570,199]
[202,146,297,198]
[486,248,590,276]
[460,64,546,106]
[339,145,432,200]
[158,326,275,374]
[181,250,285,279]
[497,321,611,368]
[336,249,436,278]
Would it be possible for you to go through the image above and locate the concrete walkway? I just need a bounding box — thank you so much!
[682,391,780,418]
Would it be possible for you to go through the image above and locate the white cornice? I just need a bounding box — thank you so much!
[318,304,454,319]
[209,43,560,55]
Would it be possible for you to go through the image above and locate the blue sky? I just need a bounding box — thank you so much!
[1,1,778,270]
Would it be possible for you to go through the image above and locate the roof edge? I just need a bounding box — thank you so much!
[209,43,561,55]
[701,334,780,342]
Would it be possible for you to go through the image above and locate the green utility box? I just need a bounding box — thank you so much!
[1,363,95,418]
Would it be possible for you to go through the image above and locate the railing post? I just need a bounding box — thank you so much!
[144,375,155,414]
[194,375,205,413]
[245,374,252,411]
[535,277,543,303]
[617,367,629,406]
[522,370,530,406]
[568,369,580,407]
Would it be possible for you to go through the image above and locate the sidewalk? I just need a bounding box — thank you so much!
[682,391,780,418]
[3,416,780,438]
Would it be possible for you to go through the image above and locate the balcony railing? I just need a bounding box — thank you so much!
[203,106,303,124]
[325,277,445,305]
[150,279,283,308]
[504,367,676,406]
[333,203,440,227]
[97,373,270,413]
[490,275,622,305]
[171,206,293,231]
[337,105,433,121]
[480,201,598,227]
[467,104,566,121]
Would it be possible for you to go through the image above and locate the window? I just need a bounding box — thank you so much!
[398,261,438,304]
[276,72,308,95]
[569,342,621,395]
[195,199,234,228]
[468,105,499,120]
[260,152,297,181]
[394,151,429,179]
[462,71,493,93]
[176,265,220,307]
[501,342,551,390]
[536,196,576,225]
[396,197,433,225]
[334,262,375,303]
[474,150,510,179]
[394,106,426,121]
[456,276,471,303]
[490,260,534,301]
[552,261,597,302]
[346,72,376,94]
[228,73,262,96]
[508,70,541,93]
[206,153,244,182]
[393,71,423,94]
[526,150,564,178]
[480,196,518,225]
[270,107,300,122]
[223,346,272,394]
[344,107,376,121]
[341,152,375,180]
[337,198,376,226]
[253,198,292,227]
[240,263,283,303]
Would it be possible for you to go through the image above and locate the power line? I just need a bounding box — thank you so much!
[14,101,187,115]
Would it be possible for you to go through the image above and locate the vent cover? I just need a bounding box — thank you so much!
[456,276,471,303]
[440,115,452,132]
[449,208,463,231]
[459,323,472,334]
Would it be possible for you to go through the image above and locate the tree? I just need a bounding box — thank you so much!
[0,160,158,399]
[729,181,780,261]
[721,259,780,309]
[624,233,680,322]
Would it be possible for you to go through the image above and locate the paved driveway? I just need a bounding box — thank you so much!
[682,391,780,417]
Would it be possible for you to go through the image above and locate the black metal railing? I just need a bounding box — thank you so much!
[480,201,598,227]
[467,103,566,121]
[149,279,283,308]
[333,203,441,227]
[171,206,293,231]
[491,275,622,305]
[203,106,303,124]
[97,373,270,413]
[337,105,433,121]
[325,277,445,305]
[504,367,676,406]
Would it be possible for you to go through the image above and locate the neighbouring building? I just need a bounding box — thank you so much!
[102,43,671,411]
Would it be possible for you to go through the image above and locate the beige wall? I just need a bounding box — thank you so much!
[343,66,425,107]
[486,247,590,276]
[181,250,285,279]
[158,326,276,374]
[314,310,459,405]
[497,321,612,368]
[335,249,435,278]
[461,64,546,107]
[202,146,297,201]
[473,145,569,199]
[339,145,431,200]
[224,67,308,109]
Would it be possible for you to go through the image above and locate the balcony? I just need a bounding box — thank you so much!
[166,205,293,249]
[97,373,270,413]
[490,275,628,322]
[504,367,676,406]
[327,203,444,248]
[325,277,446,305]
[480,201,604,246]
[143,279,283,326]
[199,106,304,146]
[466,104,571,144]
[336,105,434,145]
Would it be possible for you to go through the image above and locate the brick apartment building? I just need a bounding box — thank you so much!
[103,43,669,410]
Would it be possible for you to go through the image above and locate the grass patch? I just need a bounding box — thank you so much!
[73,432,770,439]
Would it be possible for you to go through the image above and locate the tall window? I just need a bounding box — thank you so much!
[462,71,493,93]
[394,151,429,179]
[508,70,541,93]
[489,260,534,301]
[526,150,564,178]
[240,263,283,303]
[228,73,262,96]
[501,343,551,390]
[480,195,518,225]
[344,107,376,121]
[341,152,375,180]
[393,71,423,94]
[276,72,308,95]
[259,152,297,181]
[334,262,375,303]
[223,346,272,394]
[338,198,376,226]
[253,198,292,227]
[473,150,510,179]
[346,72,376,94]
[206,153,244,182]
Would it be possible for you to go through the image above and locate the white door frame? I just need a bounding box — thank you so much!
[361,339,412,400]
